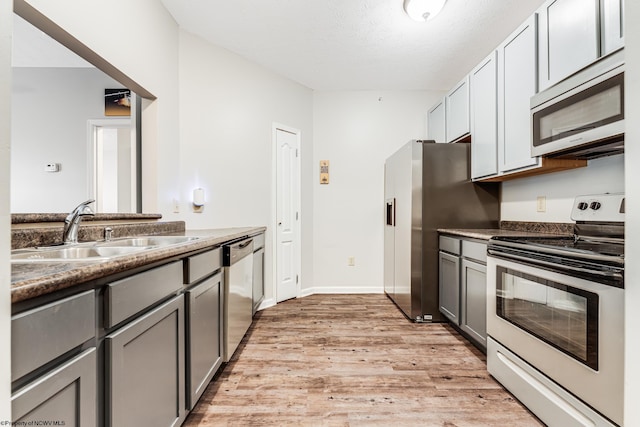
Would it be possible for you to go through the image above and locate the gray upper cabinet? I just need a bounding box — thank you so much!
[445,77,470,143]
[538,0,600,91]
[497,15,540,174]
[470,51,498,180]
[427,99,446,143]
[602,0,624,55]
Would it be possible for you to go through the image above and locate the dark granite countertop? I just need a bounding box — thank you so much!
[437,228,570,241]
[11,227,266,304]
[438,222,574,241]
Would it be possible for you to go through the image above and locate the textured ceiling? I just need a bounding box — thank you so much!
[160,0,547,91]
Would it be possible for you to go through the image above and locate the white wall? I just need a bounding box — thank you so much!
[11,67,124,212]
[177,30,314,304]
[0,0,12,419]
[501,154,624,222]
[21,0,181,217]
[311,90,445,293]
[624,0,640,424]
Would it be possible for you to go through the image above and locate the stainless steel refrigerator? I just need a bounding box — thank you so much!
[384,140,500,322]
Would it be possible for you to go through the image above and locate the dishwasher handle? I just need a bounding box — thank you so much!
[223,238,254,266]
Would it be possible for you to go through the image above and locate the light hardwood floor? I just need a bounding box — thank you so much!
[183,294,543,426]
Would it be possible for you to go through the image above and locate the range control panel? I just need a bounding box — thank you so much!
[571,193,625,223]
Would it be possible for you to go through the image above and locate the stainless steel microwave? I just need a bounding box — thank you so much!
[531,51,625,159]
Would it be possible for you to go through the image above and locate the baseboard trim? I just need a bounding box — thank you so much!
[300,286,383,296]
[258,287,384,312]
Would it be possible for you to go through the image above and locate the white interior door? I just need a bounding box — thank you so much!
[275,126,300,303]
[88,119,135,212]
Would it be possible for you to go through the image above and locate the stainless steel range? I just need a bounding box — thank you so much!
[486,193,624,427]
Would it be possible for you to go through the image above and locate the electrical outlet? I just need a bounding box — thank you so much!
[44,163,60,172]
[536,196,546,213]
[348,256,355,266]
[172,199,180,213]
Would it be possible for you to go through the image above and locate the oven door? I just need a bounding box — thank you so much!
[487,255,624,425]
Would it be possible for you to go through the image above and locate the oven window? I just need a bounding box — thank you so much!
[496,267,599,370]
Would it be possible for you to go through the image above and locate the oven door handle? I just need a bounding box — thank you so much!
[488,249,624,281]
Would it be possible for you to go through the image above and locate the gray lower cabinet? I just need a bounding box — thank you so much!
[186,272,223,410]
[439,235,488,350]
[106,294,185,427]
[11,289,97,426]
[460,258,487,348]
[438,251,460,324]
[12,348,97,426]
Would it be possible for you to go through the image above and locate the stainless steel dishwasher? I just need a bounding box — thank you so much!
[222,237,254,362]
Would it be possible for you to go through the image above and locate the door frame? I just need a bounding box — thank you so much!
[272,123,302,304]
[86,118,134,212]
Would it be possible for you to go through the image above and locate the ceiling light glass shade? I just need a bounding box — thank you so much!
[403,0,447,22]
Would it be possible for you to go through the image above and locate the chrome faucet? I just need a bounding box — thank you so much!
[63,199,95,244]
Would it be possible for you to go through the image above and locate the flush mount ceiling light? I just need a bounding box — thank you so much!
[403,0,447,22]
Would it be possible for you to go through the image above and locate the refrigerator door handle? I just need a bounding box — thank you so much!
[386,199,395,226]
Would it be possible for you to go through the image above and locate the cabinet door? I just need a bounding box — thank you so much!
[427,99,446,143]
[538,0,600,91]
[12,348,96,426]
[602,0,624,55]
[186,273,222,410]
[438,251,460,324]
[445,77,470,142]
[106,295,185,427]
[470,52,498,179]
[498,15,540,173]
[460,259,487,349]
[253,247,265,314]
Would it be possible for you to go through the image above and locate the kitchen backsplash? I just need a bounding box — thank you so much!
[500,221,574,235]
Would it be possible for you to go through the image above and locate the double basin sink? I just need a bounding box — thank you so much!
[11,236,199,263]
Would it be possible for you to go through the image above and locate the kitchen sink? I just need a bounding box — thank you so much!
[11,236,200,263]
[11,246,150,262]
[96,236,200,248]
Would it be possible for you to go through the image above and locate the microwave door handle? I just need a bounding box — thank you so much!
[567,124,597,133]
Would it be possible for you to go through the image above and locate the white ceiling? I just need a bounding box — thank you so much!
[160,0,547,91]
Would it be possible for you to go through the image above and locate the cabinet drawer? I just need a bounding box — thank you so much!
[12,290,95,380]
[184,247,221,285]
[105,261,182,328]
[439,235,461,255]
[462,240,487,263]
